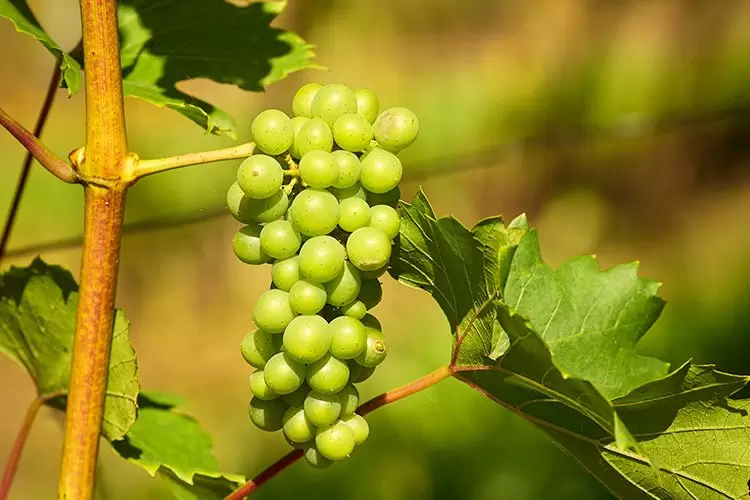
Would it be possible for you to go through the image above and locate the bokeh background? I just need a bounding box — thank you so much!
[2,1,750,498]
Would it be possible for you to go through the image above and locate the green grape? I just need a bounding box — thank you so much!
[329,316,366,359]
[354,88,379,123]
[310,84,357,127]
[325,262,362,307]
[241,328,281,368]
[285,435,311,450]
[252,289,296,334]
[361,314,382,330]
[359,148,402,194]
[249,370,279,400]
[341,414,369,445]
[289,188,339,237]
[357,279,382,309]
[346,227,392,271]
[304,391,342,427]
[245,190,289,223]
[369,205,400,239]
[281,383,311,406]
[288,280,327,315]
[288,116,310,159]
[264,352,306,395]
[292,83,322,118]
[366,186,400,207]
[298,235,346,283]
[315,420,356,460]
[338,197,371,233]
[299,150,338,189]
[282,315,332,363]
[296,118,334,157]
[307,354,350,394]
[333,114,373,152]
[251,109,294,155]
[304,446,333,469]
[283,405,316,443]
[340,300,367,320]
[248,397,287,431]
[233,224,271,265]
[331,150,361,189]
[337,384,359,416]
[330,183,366,202]
[237,155,284,199]
[271,256,301,291]
[226,182,254,223]
[373,107,419,153]
[355,327,387,368]
[259,220,301,260]
[360,265,388,279]
[348,361,375,383]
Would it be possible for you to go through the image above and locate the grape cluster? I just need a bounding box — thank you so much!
[228,83,419,468]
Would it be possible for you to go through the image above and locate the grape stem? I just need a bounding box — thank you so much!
[282,177,298,195]
[224,365,453,500]
[131,142,255,180]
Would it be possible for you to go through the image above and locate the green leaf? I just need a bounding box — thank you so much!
[116,0,317,137]
[111,392,244,497]
[0,0,82,93]
[0,258,138,440]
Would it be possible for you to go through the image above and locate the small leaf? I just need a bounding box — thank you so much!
[0,258,138,440]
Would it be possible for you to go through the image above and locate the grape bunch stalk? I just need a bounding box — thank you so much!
[226,83,419,468]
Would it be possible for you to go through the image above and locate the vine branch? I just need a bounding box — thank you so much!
[131,142,255,180]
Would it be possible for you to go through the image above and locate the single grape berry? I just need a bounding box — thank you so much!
[340,300,367,320]
[281,383,311,407]
[251,109,294,155]
[245,190,289,223]
[354,88,379,123]
[252,289,296,334]
[373,107,419,153]
[307,354,350,394]
[329,316,367,359]
[310,84,358,127]
[288,116,310,159]
[331,150,361,189]
[271,256,301,292]
[304,446,333,469]
[366,186,400,208]
[360,148,402,194]
[338,197,371,233]
[248,397,287,432]
[226,182,254,224]
[348,361,375,383]
[337,384,359,416]
[299,150,339,189]
[357,279,383,309]
[333,113,374,152]
[361,313,382,330]
[315,420,356,460]
[346,226,392,271]
[341,414,369,445]
[299,235,346,283]
[237,155,284,200]
[355,327,387,368]
[325,262,362,307]
[296,118,334,157]
[233,224,271,265]
[292,83,322,118]
[282,405,316,443]
[282,315,332,364]
[288,280,328,315]
[330,183,366,202]
[264,352,306,395]
[304,391,342,427]
[249,370,279,400]
[260,220,301,260]
[240,328,281,368]
[289,188,339,237]
[369,205,400,239]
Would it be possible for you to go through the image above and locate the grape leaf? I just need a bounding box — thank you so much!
[110,393,244,498]
[0,258,138,440]
[0,0,82,93]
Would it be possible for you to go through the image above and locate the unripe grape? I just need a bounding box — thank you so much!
[348,361,375,383]
[330,183,366,202]
[325,262,362,307]
[271,256,301,291]
[226,182,254,223]
[341,414,369,445]
[369,205,400,239]
[346,227,392,271]
[307,354,350,394]
[340,300,367,320]
[292,83,322,118]
[251,109,294,155]
[355,327,387,368]
[283,405,316,443]
[366,186,400,208]
[331,151,361,189]
[357,279,382,309]
[299,150,338,189]
[304,446,333,469]
[373,107,419,153]
[264,352,306,395]
[285,435,311,450]
[288,116,310,159]
[260,220,301,260]
[249,397,287,431]
[288,280,327,315]
[329,316,367,359]
[338,384,359,416]
[354,88,379,123]
[311,84,357,127]
[233,224,271,265]
[315,420,356,460]
[252,289,296,333]
[333,113,373,152]
[299,236,346,283]
[361,314,382,330]
[249,370,279,400]
[360,148,402,194]
[304,391,342,427]
[296,118,334,157]
[237,155,284,199]
[281,383,311,407]
[360,266,388,279]
[338,197,371,233]
[289,188,339,237]
[282,315,332,364]
[245,190,289,223]
[240,328,281,368]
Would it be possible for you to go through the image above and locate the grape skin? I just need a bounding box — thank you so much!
[252,289,296,334]
[333,113,373,152]
[360,148,402,194]
[357,279,383,309]
[237,155,284,200]
[289,189,339,237]
[341,414,369,445]
[325,262,362,307]
[241,328,281,368]
[331,151,361,189]
[299,150,339,189]
[298,235,346,283]
[251,109,294,155]
[282,383,311,407]
[271,256,301,292]
[263,352,306,395]
[296,118,334,157]
[304,446,333,469]
[315,420,356,460]
[340,300,367,320]
[348,361,375,383]
[249,370,279,400]
[369,204,400,239]
[346,226,392,271]
[248,397,287,432]
[292,83,322,118]
[366,186,400,207]
[355,327,388,368]
[330,183,366,202]
[329,316,367,360]
[354,88,379,123]
[260,220,301,260]
[226,182,254,223]
[282,315,332,364]
[310,84,358,127]
[307,354,350,394]
[304,391,342,427]
[288,280,328,315]
[373,107,419,153]
[283,405,316,443]
[288,116,310,159]
[233,225,271,265]
[338,197,371,232]
[245,190,289,223]
[337,384,359,416]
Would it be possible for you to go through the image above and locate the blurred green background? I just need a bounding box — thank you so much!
[2,0,750,498]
